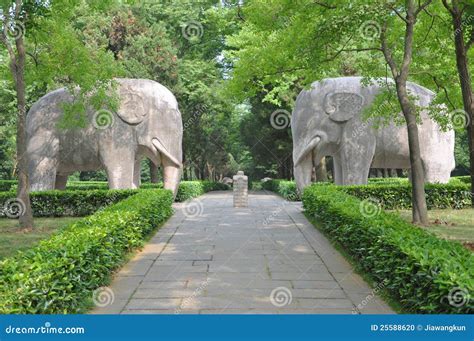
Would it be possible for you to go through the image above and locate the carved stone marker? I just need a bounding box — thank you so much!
[233,171,248,208]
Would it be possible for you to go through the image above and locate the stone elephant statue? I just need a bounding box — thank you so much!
[26,78,183,196]
[292,77,455,192]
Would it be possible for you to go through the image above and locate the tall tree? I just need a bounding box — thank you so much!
[0,0,120,228]
[378,0,433,224]
[442,0,474,205]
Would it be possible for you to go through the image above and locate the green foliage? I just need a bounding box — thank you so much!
[343,183,471,210]
[175,181,229,202]
[302,184,473,314]
[0,189,137,217]
[0,189,173,314]
[261,179,300,201]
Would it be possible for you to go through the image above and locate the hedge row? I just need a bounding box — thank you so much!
[175,181,230,202]
[0,189,138,217]
[260,179,471,209]
[261,180,300,201]
[303,184,473,314]
[343,183,471,210]
[0,181,230,217]
[0,189,173,314]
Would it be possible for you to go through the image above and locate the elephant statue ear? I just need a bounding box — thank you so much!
[116,87,148,125]
[324,92,364,122]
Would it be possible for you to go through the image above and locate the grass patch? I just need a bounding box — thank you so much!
[396,208,474,249]
[0,217,82,260]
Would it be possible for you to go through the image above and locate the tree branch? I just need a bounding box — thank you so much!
[415,0,433,16]
[441,0,455,15]
[387,4,409,24]
[431,75,456,110]
[313,1,336,9]
[380,20,399,78]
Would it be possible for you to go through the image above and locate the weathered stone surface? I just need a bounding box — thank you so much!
[26,78,183,196]
[292,76,455,192]
[92,192,394,314]
[233,171,248,207]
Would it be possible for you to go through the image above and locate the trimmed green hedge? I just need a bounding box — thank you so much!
[261,179,471,208]
[0,189,173,314]
[303,184,473,314]
[0,189,138,217]
[176,181,230,202]
[261,180,300,201]
[343,183,471,210]
[0,181,230,217]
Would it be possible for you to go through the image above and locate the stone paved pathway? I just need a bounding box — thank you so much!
[93,191,394,314]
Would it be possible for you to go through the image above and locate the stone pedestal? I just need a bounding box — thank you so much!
[233,171,248,208]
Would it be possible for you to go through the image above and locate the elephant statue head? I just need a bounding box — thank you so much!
[114,79,183,195]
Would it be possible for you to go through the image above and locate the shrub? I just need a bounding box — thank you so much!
[261,179,301,201]
[343,183,471,210]
[175,181,229,202]
[0,189,138,217]
[303,184,473,314]
[0,189,173,314]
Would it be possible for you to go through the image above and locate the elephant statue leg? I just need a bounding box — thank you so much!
[332,156,343,185]
[55,174,69,190]
[294,153,313,194]
[338,138,375,185]
[162,157,181,196]
[28,132,59,191]
[133,158,142,189]
[102,150,136,189]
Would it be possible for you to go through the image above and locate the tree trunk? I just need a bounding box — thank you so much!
[381,1,429,225]
[448,0,474,206]
[149,160,159,183]
[13,36,34,228]
[397,83,428,224]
